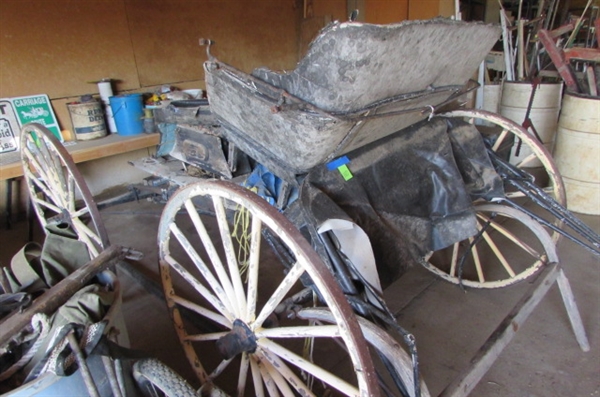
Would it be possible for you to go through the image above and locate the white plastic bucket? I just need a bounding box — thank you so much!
[67,100,107,140]
[499,81,563,167]
[554,93,600,214]
[482,84,501,113]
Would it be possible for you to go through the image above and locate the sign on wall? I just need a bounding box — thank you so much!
[0,94,62,154]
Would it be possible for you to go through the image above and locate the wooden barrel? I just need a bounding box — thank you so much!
[500,81,563,167]
[554,92,600,215]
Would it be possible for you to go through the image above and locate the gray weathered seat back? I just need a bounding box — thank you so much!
[252,18,500,113]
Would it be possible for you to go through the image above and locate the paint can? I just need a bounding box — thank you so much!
[109,93,144,136]
[499,81,563,167]
[67,98,107,141]
[554,92,600,215]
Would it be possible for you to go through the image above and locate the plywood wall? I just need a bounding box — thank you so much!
[409,0,455,20]
[0,0,139,99]
[368,0,409,24]
[0,0,302,131]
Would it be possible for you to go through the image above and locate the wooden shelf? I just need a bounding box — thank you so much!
[0,133,160,181]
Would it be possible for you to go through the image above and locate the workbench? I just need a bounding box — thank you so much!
[0,133,160,229]
[0,133,160,181]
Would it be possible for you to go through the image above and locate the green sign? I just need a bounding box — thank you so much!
[10,94,62,141]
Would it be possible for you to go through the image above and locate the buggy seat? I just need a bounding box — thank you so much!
[204,18,500,180]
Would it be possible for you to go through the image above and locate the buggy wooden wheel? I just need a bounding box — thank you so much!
[423,204,558,288]
[20,123,109,258]
[423,110,564,288]
[157,180,379,397]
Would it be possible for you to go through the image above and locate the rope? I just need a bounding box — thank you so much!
[231,187,258,281]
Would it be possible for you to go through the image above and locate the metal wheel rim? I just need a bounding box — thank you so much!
[157,179,379,397]
[20,123,109,258]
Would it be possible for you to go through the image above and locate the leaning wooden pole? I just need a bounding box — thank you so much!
[0,245,126,348]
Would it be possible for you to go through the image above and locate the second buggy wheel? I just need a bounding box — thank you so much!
[423,204,557,288]
[158,180,381,396]
[424,110,565,288]
[20,123,109,258]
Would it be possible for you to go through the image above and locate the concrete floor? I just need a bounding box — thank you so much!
[1,197,598,396]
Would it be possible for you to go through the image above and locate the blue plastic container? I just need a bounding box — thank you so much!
[109,93,144,136]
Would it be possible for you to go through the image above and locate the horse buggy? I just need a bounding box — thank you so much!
[4,17,598,397]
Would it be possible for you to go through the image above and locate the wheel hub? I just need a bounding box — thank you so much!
[216,319,257,360]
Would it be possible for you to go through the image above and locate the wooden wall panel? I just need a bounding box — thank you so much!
[367,0,408,23]
[126,0,302,86]
[0,0,139,99]
[312,0,348,22]
[409,0,454,20]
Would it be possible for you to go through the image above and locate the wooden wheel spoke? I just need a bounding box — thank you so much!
[514,152,538,168]
[449,242,459,278]
[477,225,517,277]
[183,199,240,318]
[254,262,304,328]
[237,353,250,396]
[258,348,316,397]
[67,174,76,212]
[71,205,91,219]
[23,147,50,181]
[250,358,266,397]
[23,151,61,203]
[164,254,235,321]
[246,215,262,322]
[71,218,100,258]
[185,331,228,342]
[37,138,68,195]
[71,217,102,245]
[169,223,237,317]
[254,353,281,397]
[213,196,247,317]
[258,339,359,396]
[256,350,295,396]
[505,190,527,199]
[477,213,540,257]
[491,128,510,152]
[256,325,341,339]
[469,237,485,283]
[171,295,231,328]
[208,357,234,381]
[31,194,62,214]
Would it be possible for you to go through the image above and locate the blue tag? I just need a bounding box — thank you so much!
[326,156,350,171]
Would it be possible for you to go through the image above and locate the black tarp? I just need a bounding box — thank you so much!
[298,117,503,287]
